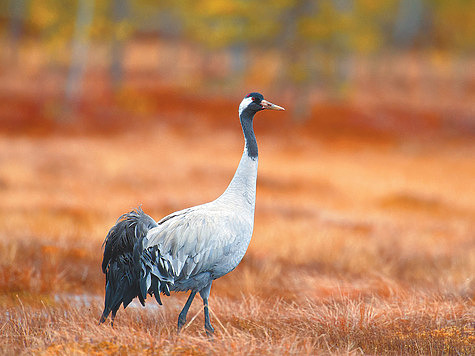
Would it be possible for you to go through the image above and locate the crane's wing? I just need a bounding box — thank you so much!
[146,203,251,278]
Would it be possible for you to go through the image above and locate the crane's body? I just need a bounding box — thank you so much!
[99,93,284,335]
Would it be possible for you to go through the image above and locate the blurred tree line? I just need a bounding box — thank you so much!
[1,0,474,118]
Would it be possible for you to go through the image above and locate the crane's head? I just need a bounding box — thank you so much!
[239,92,285,118]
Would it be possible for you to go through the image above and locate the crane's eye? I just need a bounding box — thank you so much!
[252,97,257,101]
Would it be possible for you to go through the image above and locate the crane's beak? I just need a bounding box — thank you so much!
[261,99,285,111]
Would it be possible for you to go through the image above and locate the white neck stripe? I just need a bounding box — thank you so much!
[239,97,253,117]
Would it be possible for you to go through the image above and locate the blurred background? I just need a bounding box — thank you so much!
[0,0,474,135]
[1,2,475,353]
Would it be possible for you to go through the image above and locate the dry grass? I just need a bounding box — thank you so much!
[1,293,473,355]
[0,84,474,354]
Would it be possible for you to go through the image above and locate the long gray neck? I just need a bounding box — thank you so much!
[216,110,258,212]
[240,110,258,159]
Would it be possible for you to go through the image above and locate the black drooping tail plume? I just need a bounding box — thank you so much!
[99,207,157,325]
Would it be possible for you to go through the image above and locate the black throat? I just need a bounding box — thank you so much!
[240,108,258,159]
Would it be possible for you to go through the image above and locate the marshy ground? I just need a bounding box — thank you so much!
[0,82,474,354]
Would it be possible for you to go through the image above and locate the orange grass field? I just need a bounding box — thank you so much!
[0,91,474,354]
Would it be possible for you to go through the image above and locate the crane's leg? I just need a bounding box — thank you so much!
[199,282,214,336]
[177,290,197,333]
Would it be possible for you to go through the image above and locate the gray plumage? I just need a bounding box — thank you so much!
[99,92,284,334]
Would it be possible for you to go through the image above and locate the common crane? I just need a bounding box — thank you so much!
[99,92,284,335]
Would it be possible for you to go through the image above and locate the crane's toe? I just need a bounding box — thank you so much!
[205,322,214,337]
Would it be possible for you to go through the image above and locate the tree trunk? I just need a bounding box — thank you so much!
[7,0,26,64]
[110,0,129,91]
[393,0,425,48]
[63,0,95,118]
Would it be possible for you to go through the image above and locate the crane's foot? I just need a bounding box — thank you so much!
[205,322,214,337]
[177,314,187,334]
